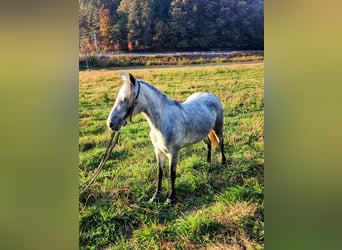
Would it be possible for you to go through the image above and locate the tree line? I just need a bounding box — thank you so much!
[79,0,264,53]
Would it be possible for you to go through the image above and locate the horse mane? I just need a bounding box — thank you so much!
[138,80,182,107]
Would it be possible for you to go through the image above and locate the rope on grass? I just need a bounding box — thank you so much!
[79,131,120,195]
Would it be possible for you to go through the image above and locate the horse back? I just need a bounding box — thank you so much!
[179,92,223,145]
[183,92,223,114]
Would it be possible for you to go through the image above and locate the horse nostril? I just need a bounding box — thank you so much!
[109,122,114,128]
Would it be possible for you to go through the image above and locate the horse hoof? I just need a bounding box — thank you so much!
[149,194,160,203]
[149,198,158,203]
[165,198,175,204]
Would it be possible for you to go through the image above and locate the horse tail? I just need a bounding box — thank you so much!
[208,130,219,148]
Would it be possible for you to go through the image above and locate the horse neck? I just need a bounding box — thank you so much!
[139,82,170,129]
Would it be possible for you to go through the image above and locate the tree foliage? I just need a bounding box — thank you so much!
[79,0,264,53]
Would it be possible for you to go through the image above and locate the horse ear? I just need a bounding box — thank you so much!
[128,73,136,86]
[121,72,129,83]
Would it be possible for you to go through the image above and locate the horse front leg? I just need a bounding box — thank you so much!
[150,149,165,203]
[166,150,178,204]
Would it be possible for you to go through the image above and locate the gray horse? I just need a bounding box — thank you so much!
[107,72,227,203]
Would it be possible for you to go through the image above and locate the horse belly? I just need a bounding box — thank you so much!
[182,124,212,147]
[182,135,206,147]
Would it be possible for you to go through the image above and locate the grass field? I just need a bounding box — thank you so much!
[79,62,264,249]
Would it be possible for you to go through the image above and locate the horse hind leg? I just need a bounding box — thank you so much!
[213,121,227,165]
[219,136,227,165]
[203,137,211,163]
[208,129,226,165]
[216,132,227,165]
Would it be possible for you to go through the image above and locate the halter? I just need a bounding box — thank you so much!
[123,81,140,122]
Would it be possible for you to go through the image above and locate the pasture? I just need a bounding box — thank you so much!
[79,62,264,249]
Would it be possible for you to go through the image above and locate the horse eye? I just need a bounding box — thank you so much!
[123,97,128,102]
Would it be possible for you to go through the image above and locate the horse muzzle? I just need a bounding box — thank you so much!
[107,117,129,131]
[107,118,121,131]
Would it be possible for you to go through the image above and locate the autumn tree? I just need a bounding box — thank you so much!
[98,8,112,52]
[79,0,264,52]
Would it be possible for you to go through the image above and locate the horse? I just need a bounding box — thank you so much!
[107,72,227,204]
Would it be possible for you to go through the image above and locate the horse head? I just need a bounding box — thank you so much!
[107,72,141,131]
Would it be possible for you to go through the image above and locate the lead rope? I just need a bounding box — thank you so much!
[79,131,120,195]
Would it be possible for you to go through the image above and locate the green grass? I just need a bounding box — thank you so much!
[79,62,264,249]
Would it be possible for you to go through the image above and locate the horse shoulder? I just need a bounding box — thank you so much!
[164,105,186,141]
